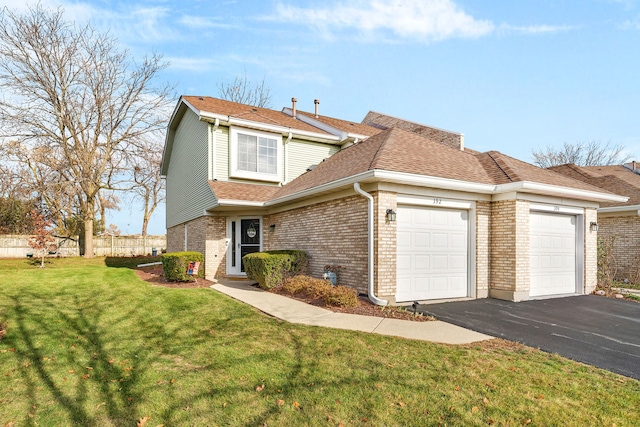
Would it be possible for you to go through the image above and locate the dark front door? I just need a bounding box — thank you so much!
[239,218,260,273]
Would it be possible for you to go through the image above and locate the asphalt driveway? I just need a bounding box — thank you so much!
[417,295,640,380]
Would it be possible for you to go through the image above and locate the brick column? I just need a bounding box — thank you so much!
[489,199,530,301]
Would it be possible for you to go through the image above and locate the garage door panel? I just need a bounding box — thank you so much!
[396,205,468,302]
[432,233,448,247]
[450,233,467,248]
[450,254,466,269]
[397,253,411,270]
[449,276,466,291]
[432,211,449,225]
[530,211,577,297]
[414,255,430,270]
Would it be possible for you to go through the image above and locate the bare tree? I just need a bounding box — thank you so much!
[532,141,629,168]
[0,4,172,257]
[130,134,166,236]
[217,70,272,108]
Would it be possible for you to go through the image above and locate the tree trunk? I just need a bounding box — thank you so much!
[83,217,94,258]
[141,216,148,236]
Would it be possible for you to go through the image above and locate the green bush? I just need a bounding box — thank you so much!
[161,251,204,282]
[324,285,359,307]
[243,250,308,290]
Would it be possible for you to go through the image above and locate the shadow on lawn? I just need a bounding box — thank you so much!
[5,276,417,426]
[10,292,144,425]
[7,286,207,426]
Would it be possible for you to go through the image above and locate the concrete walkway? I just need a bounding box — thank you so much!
[211,279,492,345]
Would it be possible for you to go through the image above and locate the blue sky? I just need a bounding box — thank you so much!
[5,0,640,235]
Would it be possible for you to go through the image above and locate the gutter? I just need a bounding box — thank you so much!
[353,182,388,306]
[493,181,628,204]
[198,111,340,143]
[597,204,640,215]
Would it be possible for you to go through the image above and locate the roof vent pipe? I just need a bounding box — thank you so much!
[314,99,320,118]
[633,161,637,171]
[291,97,297,119]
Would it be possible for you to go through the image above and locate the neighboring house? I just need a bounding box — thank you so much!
[161,96,625,304]
[550,163,640,281]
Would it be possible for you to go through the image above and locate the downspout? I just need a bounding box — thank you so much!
[212,118,219,180]
[353,182,388,306]
[283,131,292,184]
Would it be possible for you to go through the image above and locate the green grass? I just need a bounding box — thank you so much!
[0,258,638,426]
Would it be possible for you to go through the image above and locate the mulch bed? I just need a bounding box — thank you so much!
[134,265,214,288]
[134,265,433,322]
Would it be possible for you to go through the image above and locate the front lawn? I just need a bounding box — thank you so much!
[0,258,638,426]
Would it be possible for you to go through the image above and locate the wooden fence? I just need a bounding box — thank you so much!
[0,234,167,258]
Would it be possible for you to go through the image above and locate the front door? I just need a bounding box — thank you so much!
[228,217,261,275]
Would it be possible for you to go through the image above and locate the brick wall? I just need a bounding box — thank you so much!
[476,201,491,297]
[490,199,530,300]
[373,191,397,298]
[584,208,598,292]
[167,224,184,253]
[166,216,227,281]
[599,214,640,282]
[263,195,369,295]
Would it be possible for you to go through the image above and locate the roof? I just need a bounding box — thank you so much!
[362,111,464,150]
[182,96,332,135]
[294,110,381,137]
[205,128,615,205]
[550,164,640,208]
[164,96,620,207]
[270,128,607,200]
[209,181,280,202]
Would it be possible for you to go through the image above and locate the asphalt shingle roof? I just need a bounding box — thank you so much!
[550,164,640,207]
[182,96,333,135]
[207,127,608,204]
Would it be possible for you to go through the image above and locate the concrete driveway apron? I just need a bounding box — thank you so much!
[417,295,640,380]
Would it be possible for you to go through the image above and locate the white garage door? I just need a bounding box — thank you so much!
[530,212,576,297]
[396,205,468,302]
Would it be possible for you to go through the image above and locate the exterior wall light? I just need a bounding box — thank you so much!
[386,209,396,222]
[590,222,599,232]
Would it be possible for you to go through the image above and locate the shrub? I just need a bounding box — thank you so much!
[304,277,333,299]
[161,251,204,282]
[282,276,307,295]
[282,276,358,307]
[324,285,359,307]
[244,250,308,290]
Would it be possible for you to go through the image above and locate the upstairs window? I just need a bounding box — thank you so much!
[230,127,282,182]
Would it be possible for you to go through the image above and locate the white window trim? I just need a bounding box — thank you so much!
[230,126,283,182]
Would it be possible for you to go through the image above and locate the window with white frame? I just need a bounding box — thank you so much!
[230,127,282,181]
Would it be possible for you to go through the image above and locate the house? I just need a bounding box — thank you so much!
[550,163,640,281]
[160,96,626,305]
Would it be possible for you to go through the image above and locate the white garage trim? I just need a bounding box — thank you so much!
[396,203,475,302]
[397,194,474,210]
[529,203,584,215]
[529,209,584,297]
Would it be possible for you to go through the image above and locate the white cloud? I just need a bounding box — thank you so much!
[177,14,237,30]
[269,0,495,43]
[500,24,580,34]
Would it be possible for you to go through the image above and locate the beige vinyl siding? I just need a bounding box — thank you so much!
[286,139,340,183]
[213,126,230,181]
[166,109,217,228]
